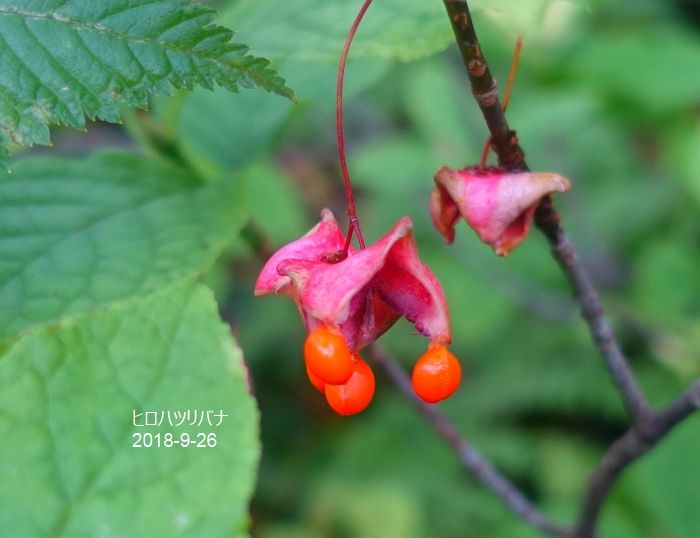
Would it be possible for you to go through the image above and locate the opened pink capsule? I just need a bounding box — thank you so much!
[430,166,571,256]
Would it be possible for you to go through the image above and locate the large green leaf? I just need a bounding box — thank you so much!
[0,0,292,164]
[0,282,260,538]
[0,152,246,341]
[222,0,570,64]
[222,0,452,63]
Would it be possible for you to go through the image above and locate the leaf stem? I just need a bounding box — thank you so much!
[337,0,374,251]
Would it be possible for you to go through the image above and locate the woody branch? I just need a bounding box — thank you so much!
[439,1,700,537]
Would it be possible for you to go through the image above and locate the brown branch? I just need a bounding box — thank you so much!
[369,344,569,538]
[441,0,653,429]
[573,380,700,538]
[439,1,700,536]
[534,199,655,429]
[442,0,524,169]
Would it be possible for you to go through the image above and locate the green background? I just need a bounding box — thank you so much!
[1,0,699,537]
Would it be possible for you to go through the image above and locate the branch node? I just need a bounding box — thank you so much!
[471,81,499,107]
[468,58,487,77]
[452,11,469,28]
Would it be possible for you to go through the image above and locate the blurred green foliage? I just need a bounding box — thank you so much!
[213,0,700,536]
[4,0,699,536]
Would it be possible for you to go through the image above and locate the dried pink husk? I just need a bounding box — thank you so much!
[255,210,451,349]
[430,166,571,256]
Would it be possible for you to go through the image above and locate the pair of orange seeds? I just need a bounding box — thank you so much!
[304,326,461,415]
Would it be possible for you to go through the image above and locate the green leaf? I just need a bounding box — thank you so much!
[222,0,573,64]
[221,0,452,63]
[351,135,438,195]
[161,57,389,178]
[566,26,700,115]
[0,0,292,165]
[279,58,390,107]
[0,152,246,342]
[0,282,260,538]
[257,526,324,538]
[633,239,700,325]
[242,161,310,246]
[176,85,294,178]
[635,416,700,536]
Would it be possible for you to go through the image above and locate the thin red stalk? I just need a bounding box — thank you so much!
[337,0,374,250]
[479,139,492,168]
[479,35,523,168]
[502,35,523,111]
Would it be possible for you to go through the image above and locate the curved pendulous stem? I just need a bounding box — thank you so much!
[442,0,652,429]
[337,0,374,250]
[370,344,570,538]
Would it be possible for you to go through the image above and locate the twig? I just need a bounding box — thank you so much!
[439,1,700,536]
[534,199,653,429]
[441,0,653,429]
[370,344,569,538]
[442,0,524,169]
[573,380,700,538]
